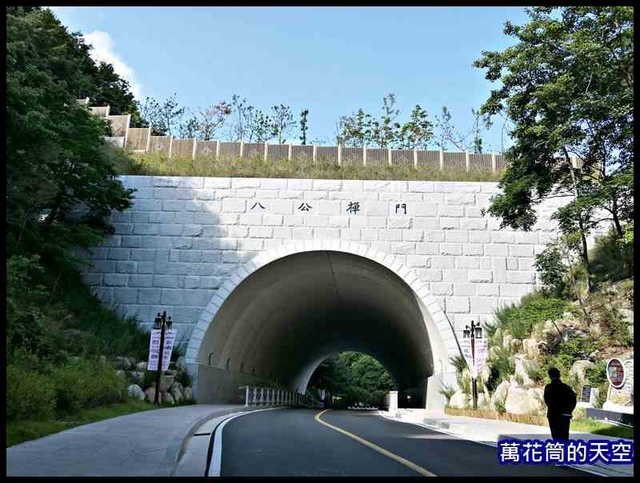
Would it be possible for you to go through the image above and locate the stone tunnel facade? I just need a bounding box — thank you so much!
[78,175,579,407]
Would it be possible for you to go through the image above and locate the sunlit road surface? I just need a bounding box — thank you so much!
[216,408,589,477]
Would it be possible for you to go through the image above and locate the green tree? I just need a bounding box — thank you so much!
[7,6,135,265]
[138,93,185,137]
[474,7,634,286]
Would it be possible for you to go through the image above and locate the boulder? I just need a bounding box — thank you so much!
[505,386,542,414]
[159,375,175,392]
[127,384,145,401]
[136,361,147,372]
[176,356,187,372]
[170,385,184,404]
[115,370,126,378]
[569,360,595,386]
[184,387,194,401]
[522,338,541,359]
[527,388,545,411]
[513,356,537,388]
[491,380,510,410]
[160,391,175,405]
[449,390,469,409]
[144,386,156,403]
[129,371,144,384]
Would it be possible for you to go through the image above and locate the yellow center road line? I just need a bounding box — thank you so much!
[314,409,437,477]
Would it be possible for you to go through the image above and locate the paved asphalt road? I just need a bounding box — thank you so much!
[216,408,590,477]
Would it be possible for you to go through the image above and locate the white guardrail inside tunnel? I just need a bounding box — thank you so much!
[240,386,324,409]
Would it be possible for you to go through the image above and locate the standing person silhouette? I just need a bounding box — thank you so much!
[543,367,577,441]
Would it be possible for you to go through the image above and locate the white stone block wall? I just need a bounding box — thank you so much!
[79,176,607,350]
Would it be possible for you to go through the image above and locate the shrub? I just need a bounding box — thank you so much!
[51,358,128,415]
[494,292,569,340]
[495,399,506,414]
[7,365,56,420]
[525,362,544,384]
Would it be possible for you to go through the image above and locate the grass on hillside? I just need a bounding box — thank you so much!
[113,150,503,182]
[6,400,159,448]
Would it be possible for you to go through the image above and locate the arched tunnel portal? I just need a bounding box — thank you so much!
[187,249,457,409]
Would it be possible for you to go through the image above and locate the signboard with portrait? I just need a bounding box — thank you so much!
[606,358,626,389]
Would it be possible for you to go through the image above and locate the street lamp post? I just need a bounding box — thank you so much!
[153,311,172,405]
[463,320,483,411]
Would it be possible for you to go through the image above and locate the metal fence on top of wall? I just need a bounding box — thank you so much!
[113,132,507,173]
[84,98,507,173]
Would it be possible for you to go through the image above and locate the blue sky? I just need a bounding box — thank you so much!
[49,6,530,152]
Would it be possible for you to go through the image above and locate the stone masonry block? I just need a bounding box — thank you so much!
[313,179,342,191]
[446,297,470,313]
[137,288,161,304]
[455,257,481,269]
[440,243,462,255]
[379,229,402,241]
[444,231,468,243]
[431,283,454,296]
[510,245,534,257]
[303,215,329,227]
[492,231,515,244]
[415,243,439,255]
[108,248,131,260]
[222,199,246,213]
[408,203,438,217]
[439,218,459,230]
[463,244,483,256]
[469,270,493,283]
[402,229,423,242]
[506,271,536,284]
[153,275,179,288]
[231,178,261,188]
[442,269,468,283]
[287,179,313,190]
[444,193,475,205]
[461,218,488,230]
[269,200,294,214]
[104,274,128,286]
[315,228,341,239]
[273,227,292,239]
[249,226,273,238]
[128,275,153,287]
[388,217,412,229]
[415,269,442,282]
[431,257,455,269]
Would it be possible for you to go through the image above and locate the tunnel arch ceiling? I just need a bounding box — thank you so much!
[187,242,460,405]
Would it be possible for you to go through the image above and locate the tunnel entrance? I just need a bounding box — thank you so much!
[190,249,453,409]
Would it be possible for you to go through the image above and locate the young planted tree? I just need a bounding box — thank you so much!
[474,7,634,288]
[228,94,255,142]
[138,93,185,137]
[300,109,309,145]
[397,104,434,149]
[270,104,296,144]
[194,101,231,140]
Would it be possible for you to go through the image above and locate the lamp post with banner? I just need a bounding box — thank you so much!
[461,320,485,411]
[148,311,176,405]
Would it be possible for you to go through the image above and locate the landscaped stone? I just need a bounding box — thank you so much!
[127,384,145,401]
[144,386,156,403]
[513,355,537,388]
[184,387,194,401]
[176,356,187,372]
[136,361,147,371]
[160,391,175,405]
[491,380,510,410]
[569,360,595,385]
[449,390,469,409]
[505,386,542,414]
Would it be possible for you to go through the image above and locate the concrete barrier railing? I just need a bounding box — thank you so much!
[240,386,323,409]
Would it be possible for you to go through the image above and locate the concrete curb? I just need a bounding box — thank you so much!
[164,406,247,471]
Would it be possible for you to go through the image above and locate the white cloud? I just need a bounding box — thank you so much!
[82,30,143,100]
